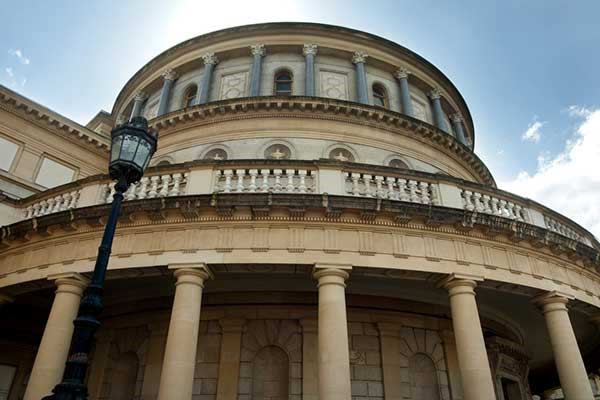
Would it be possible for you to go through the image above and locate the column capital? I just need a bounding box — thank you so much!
[429,87,442,100]
[169,263,213,286]
[250,44,266,57]
[313,264,351,287]
[201,52,219,65]
[161,68,178,81]
[438,273,483,295]
[352,51,368,64]
[532,291,572,312]
[303,43,318,56]
[394,67,411,79]
[218,318,246,333]
[134,91,147,102]
[47,272,89,294]
[451,113,463,123]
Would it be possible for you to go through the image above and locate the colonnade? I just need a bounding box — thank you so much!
[19,266,595,400]
[126,44,469,145]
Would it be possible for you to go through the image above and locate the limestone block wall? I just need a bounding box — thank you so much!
[193,320,223,400]
[349,322,385,400]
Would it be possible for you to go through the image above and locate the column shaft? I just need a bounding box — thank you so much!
[130,92,146,120]
[451,114,468,145]
[215,318,245,400]
[157,70,177,116]
[352,52,369,104]
[23,274,88,400]
[198,53,218,104]
[538,295,594,400]
[430,89,447,131]
[443,276,495,400]
[314,266,351,400]
[395,69,414,117]
[249,45,265,97]
[303,44,317,96]
[157,266,210,400]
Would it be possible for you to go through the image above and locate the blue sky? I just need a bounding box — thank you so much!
[1,0,599,236]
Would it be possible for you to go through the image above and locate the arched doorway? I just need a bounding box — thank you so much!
[109,352,139,400]
[252,346,289,400]
[409,353,440,400]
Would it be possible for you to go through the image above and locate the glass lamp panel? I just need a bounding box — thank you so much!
[133,140,152,169]
[119,134,140,162]
[111,136,123,163]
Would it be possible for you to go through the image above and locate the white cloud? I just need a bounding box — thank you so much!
[5,67,13,78]
[521,118,545,143]
[8,49,30,65]
[501,107,600,239]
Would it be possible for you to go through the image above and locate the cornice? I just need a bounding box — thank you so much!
[150,96,493,186]
[0,85,110,154]
[111,22,475,143]
[1,193,598,269]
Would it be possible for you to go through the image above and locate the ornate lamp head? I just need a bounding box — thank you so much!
[109,117,158,186]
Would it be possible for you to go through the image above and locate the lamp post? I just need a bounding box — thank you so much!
[43,117,157,400]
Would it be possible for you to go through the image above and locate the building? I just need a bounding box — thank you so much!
[0,22,599,400]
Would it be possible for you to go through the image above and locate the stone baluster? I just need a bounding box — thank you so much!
[303,44,318,96]
[490,197,500,215]
[25,206,33,219]
[106,183,116,203]
[223,170,233,193]
[158,69,177,116]
[235,169,245,192]
[169,173,183,196]
[473,192,483,212]
[68,191,79,209]
[130,91,147,120]
[374,175,385,198]
[419,182,430,204]
[198,53,218,104]
[137,177,149,199]
[351,173,361,196]
[462,190,474,211]
[506,202,517,219]
[46,198,56,215]
[451,113,468,145]
[286,169,296,192]
[248,169,258,192]
[125,183,137,201]
[260,169,270,192]
[249,44,266,97]
[363,174,373,197]
[298,170,307,193]
[53,195,63,213]
[397,179,409,201]
[513,204,524,222]
[159,175,172,197]
[408,180,419,202]
[481,195,492,213]
[429,88,448,131]
[352,51,369,104]
[273,169,282,192]
[498,199,507,217]
[146,176,159,198]
[395,67,414,116]
[386,177,397,200]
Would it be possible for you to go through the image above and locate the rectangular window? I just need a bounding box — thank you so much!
[0,136,19,172]
[0,364,16,400]
[35,157,75,188]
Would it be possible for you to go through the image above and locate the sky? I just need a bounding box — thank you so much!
[1,0,599,237]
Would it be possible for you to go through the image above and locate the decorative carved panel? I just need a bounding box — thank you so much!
[319,71,348,100]
[144,101,159,120]
[412,97,428,122]
[220,72,248,100]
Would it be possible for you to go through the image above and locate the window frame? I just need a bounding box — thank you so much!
[273,70,293,97]
[372,83,388,108]
[33,154,78,188]
[0,134,22,173]
[182,84,198,108]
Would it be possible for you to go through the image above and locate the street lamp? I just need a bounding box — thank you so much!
[44,116,157,400]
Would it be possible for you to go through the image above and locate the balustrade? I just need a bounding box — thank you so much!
[213,168,316,193]
[461,189,529,222]
[344,172,440,205]
[24,190,80,219]
[544,216,582,241]
[104,172,188,203]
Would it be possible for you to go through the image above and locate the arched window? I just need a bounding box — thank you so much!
[274,70,293,96]
[252,346,289,400]
[372,84,388,107]
[182,85,198,108]
[109,352,139,400]
[156,160,172,166]
[409,353,440,400]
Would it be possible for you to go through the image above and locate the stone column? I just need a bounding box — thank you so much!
[303,44,318,97]
[377,323,404,400]
[140,322,168,400]
[429,88,448,131]
[130,91,147,120]
[394,67,414,117]
[440,274,495,400]
[300,319,319,400]
[451,113,468,145]
[157,264,212,400]
[216,318,245,400]
[440,330,464,400]
[314,264,352,400]
[197,53,219,104]
[249,44,266,97]
[23,273,88,400]
[157,69,177,116]
[352,51,369,104]
[535,292,594,400]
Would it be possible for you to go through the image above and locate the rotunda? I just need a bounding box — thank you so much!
[0,22,599,400]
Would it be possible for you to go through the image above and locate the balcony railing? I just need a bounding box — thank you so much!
[2,159,597,252]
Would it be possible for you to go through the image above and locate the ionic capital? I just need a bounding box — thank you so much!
[134,91,147,102]
[394,67,411,80]
[451,113,463,123]
[352,51,368,64]
[161,68,178,81]
[303,43,318,57]
[250,44,266,57]
[202,52,219,65]
[429,88,442,100]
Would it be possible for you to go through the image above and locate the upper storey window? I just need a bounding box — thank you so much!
[372,84,388,108]
[274,71,293,96]
[183,85,198,108]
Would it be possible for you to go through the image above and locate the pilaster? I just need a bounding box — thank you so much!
[300,318,319,400]
[216,318,246,400]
